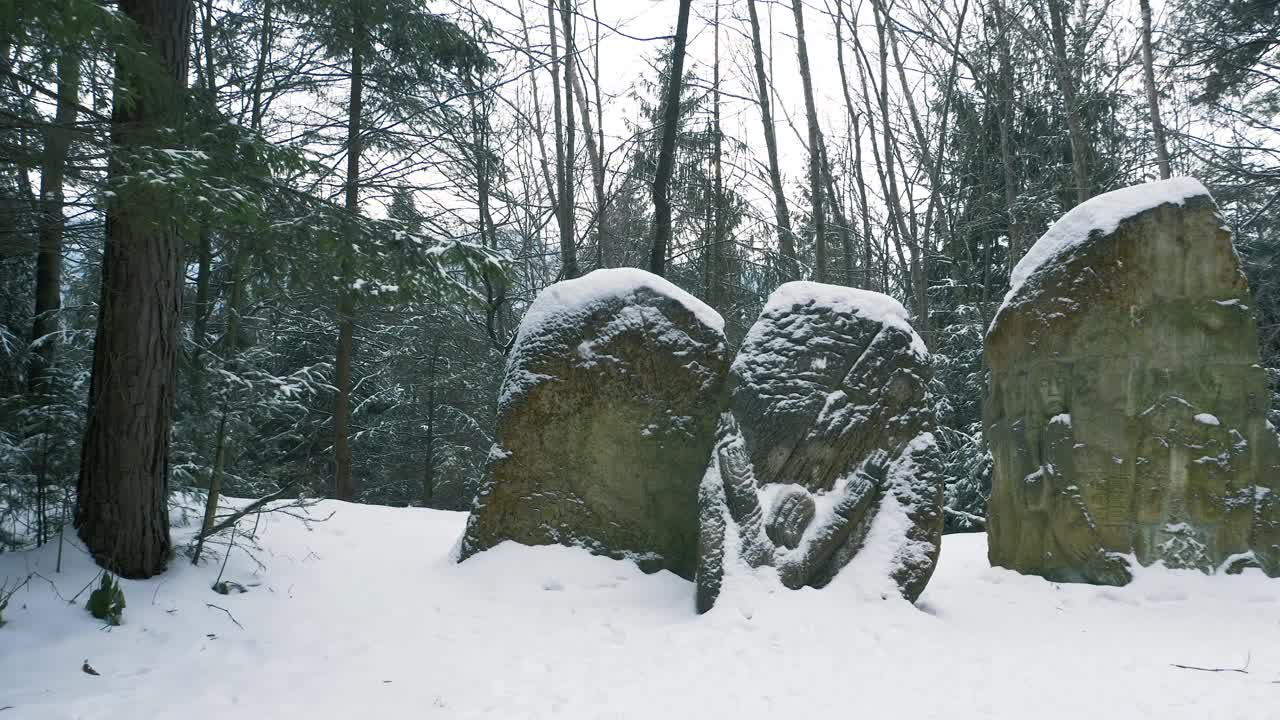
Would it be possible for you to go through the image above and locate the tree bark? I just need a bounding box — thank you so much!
[709,0,725,307]
[193,240,247,564]
[791,0,827,282]
[77,0,193,579]
[249,0,271,130]
[333,1,363,502]
[992,0,1025,270]
[548,0,578,279]
[571,70,607,268]
[745,0,796,282]
[834,0,876,290]
[559,0,578,277]
[648,0,693,277]
[1047,0,1092,205]
[516,1,558,227]
[1138,0,1171,179]
[422,346,437,507]
[29,41,79,395]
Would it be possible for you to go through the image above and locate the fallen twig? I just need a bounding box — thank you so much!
[1170,664,1249,674]
[1171,653,1251,674]
[205,603,244,630]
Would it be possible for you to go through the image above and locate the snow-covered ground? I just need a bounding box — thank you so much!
[2,500,1278,719]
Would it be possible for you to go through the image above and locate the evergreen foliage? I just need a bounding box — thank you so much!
[86,573,126,626]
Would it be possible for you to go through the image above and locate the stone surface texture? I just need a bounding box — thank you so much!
[459,269,729,579]
[986,178,1280,583]
[696,282,944,612]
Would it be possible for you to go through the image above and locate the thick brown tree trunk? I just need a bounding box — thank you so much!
[648,0,693,277]
[77,0,193,579]
[29,42,79,395]
[745,0,796,282]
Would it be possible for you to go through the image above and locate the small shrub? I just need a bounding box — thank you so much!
[87,574,126,626]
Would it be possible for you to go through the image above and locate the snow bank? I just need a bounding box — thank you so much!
[753,281,929,359]
[1002,178,1212,313]
[4,501,1278,720]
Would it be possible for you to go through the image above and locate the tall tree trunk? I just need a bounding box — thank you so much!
[992,0,1024,270]
[859,1,914,303]
[548,0,578,278]
[192,0,271,562]
[77,0,193,579]
[1138,0,1171,179]
[791,0,827,282]
[192,240,247,564]
[516,0,558,226]
[834,0,876,290]
[709,0,725,307]
[559,0,577,276]
[333,4,363,502]
[879,0,969,341]
[745,0,796,281]
[823,156,854,287]
[29,41,79,395]
[1047,0,1092,205]
[191,0,216,350]
[571,71,607,268]
[648,0,693,277]
[249,0,271,129]
[591,0,607,266]
[422,346,437,507]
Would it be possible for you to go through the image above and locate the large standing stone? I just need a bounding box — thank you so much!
[458,269,729,579]
[986,178,1280,583]
[696,282,944,612]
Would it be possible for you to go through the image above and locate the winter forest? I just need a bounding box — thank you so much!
[2,0,1280,716]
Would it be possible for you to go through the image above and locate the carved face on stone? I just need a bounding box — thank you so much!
[1035,365,1068,418]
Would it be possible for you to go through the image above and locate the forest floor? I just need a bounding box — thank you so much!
[2,499,1278,719]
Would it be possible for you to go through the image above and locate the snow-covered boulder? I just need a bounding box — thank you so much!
[696,282,943,612]
[985,178,1280,583]
[458,269,730,579]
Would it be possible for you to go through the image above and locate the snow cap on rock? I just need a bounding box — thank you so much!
[1000,177,1212,318]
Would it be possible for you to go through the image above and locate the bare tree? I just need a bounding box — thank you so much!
[792,0,828,282]
[648,0,693,277]
[1139,0,1172,178]
[1045,0,1093,204]
[746,0,798,281]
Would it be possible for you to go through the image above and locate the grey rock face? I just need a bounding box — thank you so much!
[458,269,730,579]
[695,282,944,612]
[766,487,816,550]
[985,179,1280,582]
